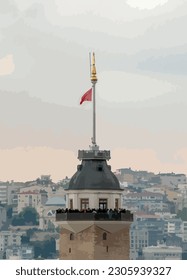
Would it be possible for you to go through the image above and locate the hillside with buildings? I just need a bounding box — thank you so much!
[0,169,187,259]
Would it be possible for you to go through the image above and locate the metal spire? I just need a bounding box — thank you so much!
[90,52,98,150]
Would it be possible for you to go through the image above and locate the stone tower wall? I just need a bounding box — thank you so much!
[59,222,131,260]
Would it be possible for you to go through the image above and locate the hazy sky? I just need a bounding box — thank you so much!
[0,0,187,182]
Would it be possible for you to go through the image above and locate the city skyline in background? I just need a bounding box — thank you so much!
[0,0,187,182]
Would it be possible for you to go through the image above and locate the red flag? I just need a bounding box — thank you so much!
[80,88,92,105]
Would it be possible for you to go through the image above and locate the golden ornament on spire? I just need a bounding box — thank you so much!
[91,52,97,82]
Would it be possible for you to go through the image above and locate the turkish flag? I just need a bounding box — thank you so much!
[80,88,92,105]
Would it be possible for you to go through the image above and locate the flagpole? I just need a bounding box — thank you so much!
[90,52,98,149]
[92,81,96,145]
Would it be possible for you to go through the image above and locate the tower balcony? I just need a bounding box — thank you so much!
[56,209,133,222]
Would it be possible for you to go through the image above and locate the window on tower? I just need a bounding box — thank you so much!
[97,164,103,171]
[70,233,74,240]
[70,199,73,209]
[99,198,107,210]
[115,198,119,209]
[77,165,82,171]
[80,198,89,210]
[103,232,107,240]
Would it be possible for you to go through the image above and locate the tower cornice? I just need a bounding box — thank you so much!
[78,149,110,161]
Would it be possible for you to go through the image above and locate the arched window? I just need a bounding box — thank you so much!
[70,233,74,240]
[103,232,107,240]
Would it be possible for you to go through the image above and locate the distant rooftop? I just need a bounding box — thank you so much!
[46,196,66,206]
[158,172,186,176]
[125,191,164,198]
[18,190,39,195]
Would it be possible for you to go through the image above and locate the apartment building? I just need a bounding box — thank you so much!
[142,244,182,260]
[17,190,48,213]
[130,219,165,260]
[0,185,9,205]
[0,230,26,252]
[158,173,186,188]
[6,245,34,260]
[123,191,164,212]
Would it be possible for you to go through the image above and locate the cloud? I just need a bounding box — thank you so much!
[0,91,91,150]
[126,0,168,10]
[0,0,187,181]
[139,52,187,75]
[111,148,187,175]
[98,71,176,102]
[0,54,15,76]
[0,147,77,182]
[1,146,187,183]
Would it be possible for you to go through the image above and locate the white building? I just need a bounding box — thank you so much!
[6,245,34,260]
[177,188,187,211]
[159,173,186,188]
[163,219,182,236]
[0,230,26,252]
[142,244,182,260]
[0,183,23,209]
[17,190,48,213]
[123,192,164,212]
[0,185,9,205]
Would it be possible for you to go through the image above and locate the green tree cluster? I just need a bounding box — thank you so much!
[12,207,39,226]
[177,208,187,221]
[33,238,56,259]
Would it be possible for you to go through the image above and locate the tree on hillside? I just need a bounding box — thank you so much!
[177,208,187,221]
[12,207,39,226]
[33,238,56,259]
[21,207,39,224]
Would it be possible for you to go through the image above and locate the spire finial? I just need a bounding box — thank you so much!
[91,52,97,82]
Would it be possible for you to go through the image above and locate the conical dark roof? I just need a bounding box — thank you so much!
[68,159,122,190]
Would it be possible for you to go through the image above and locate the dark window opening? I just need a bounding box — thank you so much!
[70,199,73,209]
[77,165,82,171]
[106,246,109,252]
[69,248,71,253]
[97,165,103,171]
[99,199,107,209]
[115,198,119,209]
[103,232,107,240]
[80,198,89,210]
[70,233,74,240]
